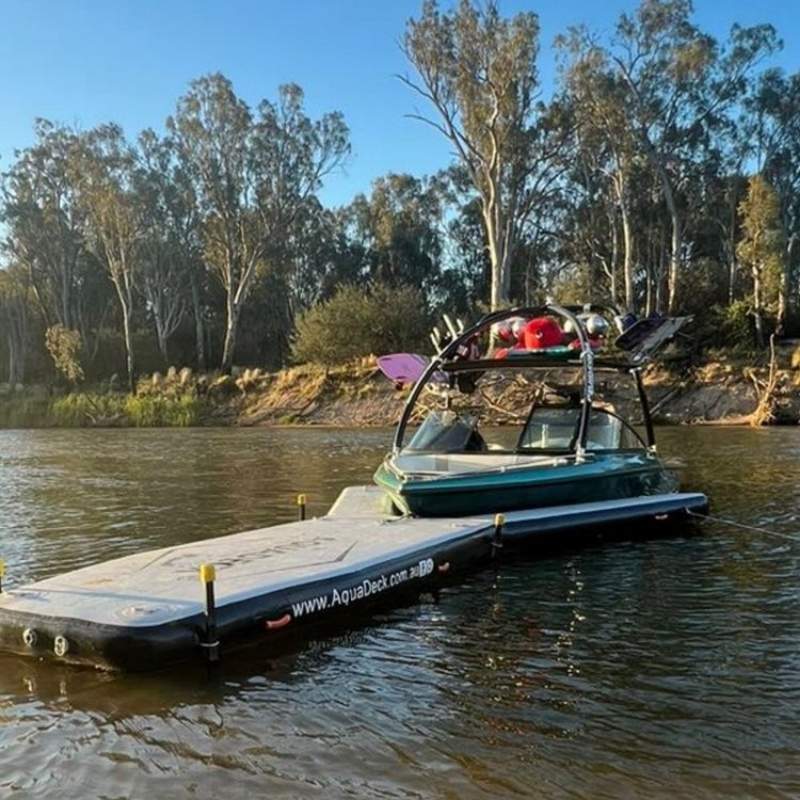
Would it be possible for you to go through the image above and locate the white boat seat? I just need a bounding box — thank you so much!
[393,452,555,476]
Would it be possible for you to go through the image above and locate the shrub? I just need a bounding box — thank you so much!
[710,300,755,350]
[46,392,206,428]
[45,325,84,384]
[124,394,204,427]
[50,393,126,426]
[292,283,431,366]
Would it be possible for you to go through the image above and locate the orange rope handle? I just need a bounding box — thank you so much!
[264,613,292,630]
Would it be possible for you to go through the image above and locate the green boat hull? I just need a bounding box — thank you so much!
[374,452,678,518]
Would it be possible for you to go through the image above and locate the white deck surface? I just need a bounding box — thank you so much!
[0,488,705,629]
[0,488,488,628]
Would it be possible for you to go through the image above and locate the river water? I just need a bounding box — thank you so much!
[0,427,799,799]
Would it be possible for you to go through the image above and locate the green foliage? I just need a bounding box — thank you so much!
[1,6,800,389]
[0,382,208,429]
[47,391,206,428]
[45,325,84,384]
[0,265,36,385]
[706,301,754,350]
[49,393,124,427]
[737,176,785,301]
[292,283,431,365]
[680,259,729,318]
[347,174,443,294]
[123,393,205,427]
[737,175,786,345]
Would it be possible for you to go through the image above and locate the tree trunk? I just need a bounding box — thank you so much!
[190,271,206,372]
[655,232,666,314]
[484,206,510,311]
[157,323,169,367]
[608,213,619,305]
[728,258,738,305]
[501,246,512,304]
[221,300,239,374]
[6,334,17,386]
[727,181,739,305]
[662,179,681,315]
[777,269,787,337]
[620,198,634,312]
[752,265,765,349]
[489,249,508,310]
[490,267,502,310]
[61,266,71,331]
[121,304,136,394]
[645,155,682,313]
[778,233,798,336]
[6,298,27,386]
[16,339,25,384]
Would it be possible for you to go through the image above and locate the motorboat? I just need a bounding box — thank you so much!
[374,303,687,518]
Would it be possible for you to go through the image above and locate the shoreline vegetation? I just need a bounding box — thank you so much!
[2,2,800,416]
[2,346,799,430]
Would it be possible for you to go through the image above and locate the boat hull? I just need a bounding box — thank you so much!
[374,452,678,517]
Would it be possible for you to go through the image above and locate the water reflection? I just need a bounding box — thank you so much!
[1,426,799,798]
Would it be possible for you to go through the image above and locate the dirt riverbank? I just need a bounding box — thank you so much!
[2,347,798,429]
[221,347,800,428]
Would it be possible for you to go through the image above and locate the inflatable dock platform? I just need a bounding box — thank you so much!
[0,487,708,671]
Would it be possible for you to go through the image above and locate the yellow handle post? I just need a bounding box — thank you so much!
[199,562,219,663]
[297,493,307,521]
[492,514,505,558]
[0,558,5,592]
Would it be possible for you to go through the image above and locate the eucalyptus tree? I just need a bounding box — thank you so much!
[589,0,778,312]
[287,204,363,313]
[250,82,350,365]
[737,175,784,346]
[77,124,143,393]
[443,195,491,314]
[557,139,620,306]
[135,130,195,365]
[743,69,800,328]
[169,74,349,373]
[558,38,641,310]
[347,173,444,295]
[1,120,87,330]
[402,0,570,310]
[0,265,33,386]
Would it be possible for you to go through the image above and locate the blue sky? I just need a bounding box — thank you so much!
[0,0,797,207]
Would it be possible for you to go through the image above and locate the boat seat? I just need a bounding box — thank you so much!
[393,452,554,476]
[519,407,622,451]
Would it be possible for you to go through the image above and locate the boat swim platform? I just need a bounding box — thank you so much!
[0,487,708,671]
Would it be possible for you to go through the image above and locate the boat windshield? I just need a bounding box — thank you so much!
[518,406,642,452]
[406,410,484,453]
[405,405,643,455]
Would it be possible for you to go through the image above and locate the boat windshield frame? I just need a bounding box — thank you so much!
[392,303,657,457]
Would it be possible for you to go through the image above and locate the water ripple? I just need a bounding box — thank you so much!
[0,427,799,798]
